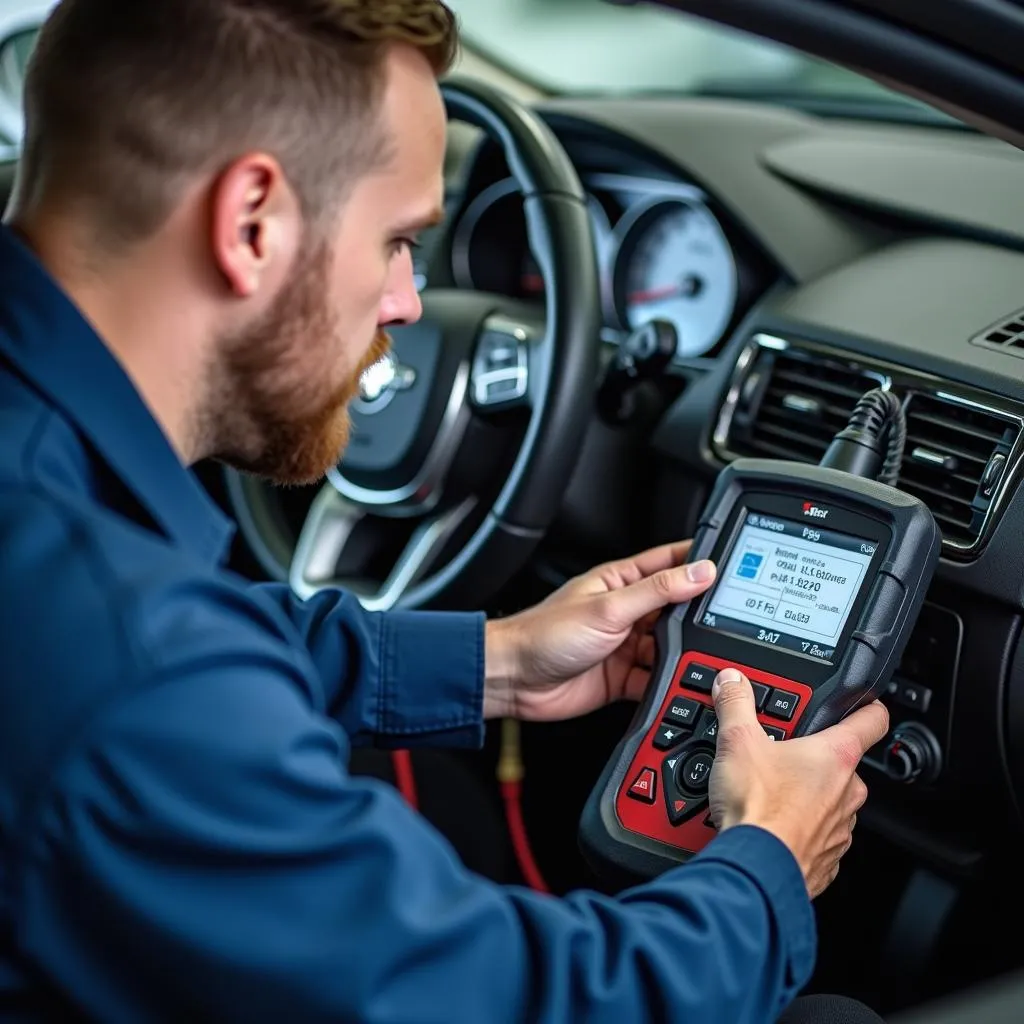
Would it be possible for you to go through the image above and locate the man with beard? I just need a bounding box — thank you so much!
[0,1,888,1022]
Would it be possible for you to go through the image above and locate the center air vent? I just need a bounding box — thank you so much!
[898,393,1017,547]
[715,334,1023,554]
[719,340,887,464]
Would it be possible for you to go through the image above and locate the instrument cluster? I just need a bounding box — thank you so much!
[449,172,745,360]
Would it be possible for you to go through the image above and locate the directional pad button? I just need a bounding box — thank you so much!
[653,723,690,751]
[679,750,713,794]
[661,744,710,826]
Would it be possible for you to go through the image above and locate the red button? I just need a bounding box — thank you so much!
[627,767,657,803]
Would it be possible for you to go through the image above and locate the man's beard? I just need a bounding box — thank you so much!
[207,244,391,485]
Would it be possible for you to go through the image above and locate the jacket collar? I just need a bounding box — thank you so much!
[0,224,234,563]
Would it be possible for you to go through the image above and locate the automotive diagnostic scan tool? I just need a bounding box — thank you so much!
[580,388,942,882]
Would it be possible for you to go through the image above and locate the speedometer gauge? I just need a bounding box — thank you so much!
[612,198,738,358]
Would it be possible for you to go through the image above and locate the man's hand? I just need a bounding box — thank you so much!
[708,668,889,898]
[483,541,716,721]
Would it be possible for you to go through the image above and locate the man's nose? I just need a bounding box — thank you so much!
[379,266,423,327]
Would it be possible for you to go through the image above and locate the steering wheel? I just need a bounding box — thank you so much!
[227,77,601,610]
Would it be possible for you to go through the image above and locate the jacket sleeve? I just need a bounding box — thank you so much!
[17,649,816,1024]
[250,582,485,749]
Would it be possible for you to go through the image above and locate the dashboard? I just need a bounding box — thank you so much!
[432,94,1024,885]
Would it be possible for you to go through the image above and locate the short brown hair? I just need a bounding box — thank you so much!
[17,0,458,247]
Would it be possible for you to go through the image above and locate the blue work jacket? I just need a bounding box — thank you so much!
[0,225,815,1022]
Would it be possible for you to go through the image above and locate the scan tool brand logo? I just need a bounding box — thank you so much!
[354,352,416,414]
[802,502,830,519]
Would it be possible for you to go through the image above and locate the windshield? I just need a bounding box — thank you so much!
[0,0,957,141]
[451,0,952,122]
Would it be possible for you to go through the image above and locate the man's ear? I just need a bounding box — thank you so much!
[209,153,301,298]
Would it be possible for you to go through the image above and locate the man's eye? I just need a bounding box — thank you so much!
[392,237,421,255]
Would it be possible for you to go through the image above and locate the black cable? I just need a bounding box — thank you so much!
[818,388,906,485]
[878,393,907,487]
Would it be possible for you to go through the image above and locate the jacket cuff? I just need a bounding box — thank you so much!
[377,610,486,749]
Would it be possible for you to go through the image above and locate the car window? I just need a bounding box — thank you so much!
[0,27,34,101]
[0,23,37,153]
[0,0,959,150]
[449,0,958,124]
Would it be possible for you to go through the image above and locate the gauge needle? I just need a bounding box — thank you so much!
[629,276,703,305]
[628,283,683,304]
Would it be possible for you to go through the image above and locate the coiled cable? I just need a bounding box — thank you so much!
[819,387,906,485]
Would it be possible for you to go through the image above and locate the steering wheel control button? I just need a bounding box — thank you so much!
[751,682,770,710]
[678,751,714,794]
[663,697,701,728]
[652,723,689,751]
[765,688,800,721]
[680,662,716,693]
[483,378,522,402]
[696,708,719,743]
[627,767,657,804]
[763,725,786,741]
[479,335,520,370]
[471,325,529,408]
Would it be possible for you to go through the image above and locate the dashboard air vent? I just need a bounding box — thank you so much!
[723,344,886,464]
[971,309,1024,357]
[898,393,1018,546]
[716,334,1024,554]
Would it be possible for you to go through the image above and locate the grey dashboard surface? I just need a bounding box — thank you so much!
[762,131,1024,249]
[539,96,1024,284]
[762,238,1024,403]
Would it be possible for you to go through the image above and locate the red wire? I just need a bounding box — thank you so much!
[501,780,549,893]
[392,747,548,894]
[391,749,418,810]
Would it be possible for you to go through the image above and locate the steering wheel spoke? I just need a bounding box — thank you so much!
[289,485,477,611]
